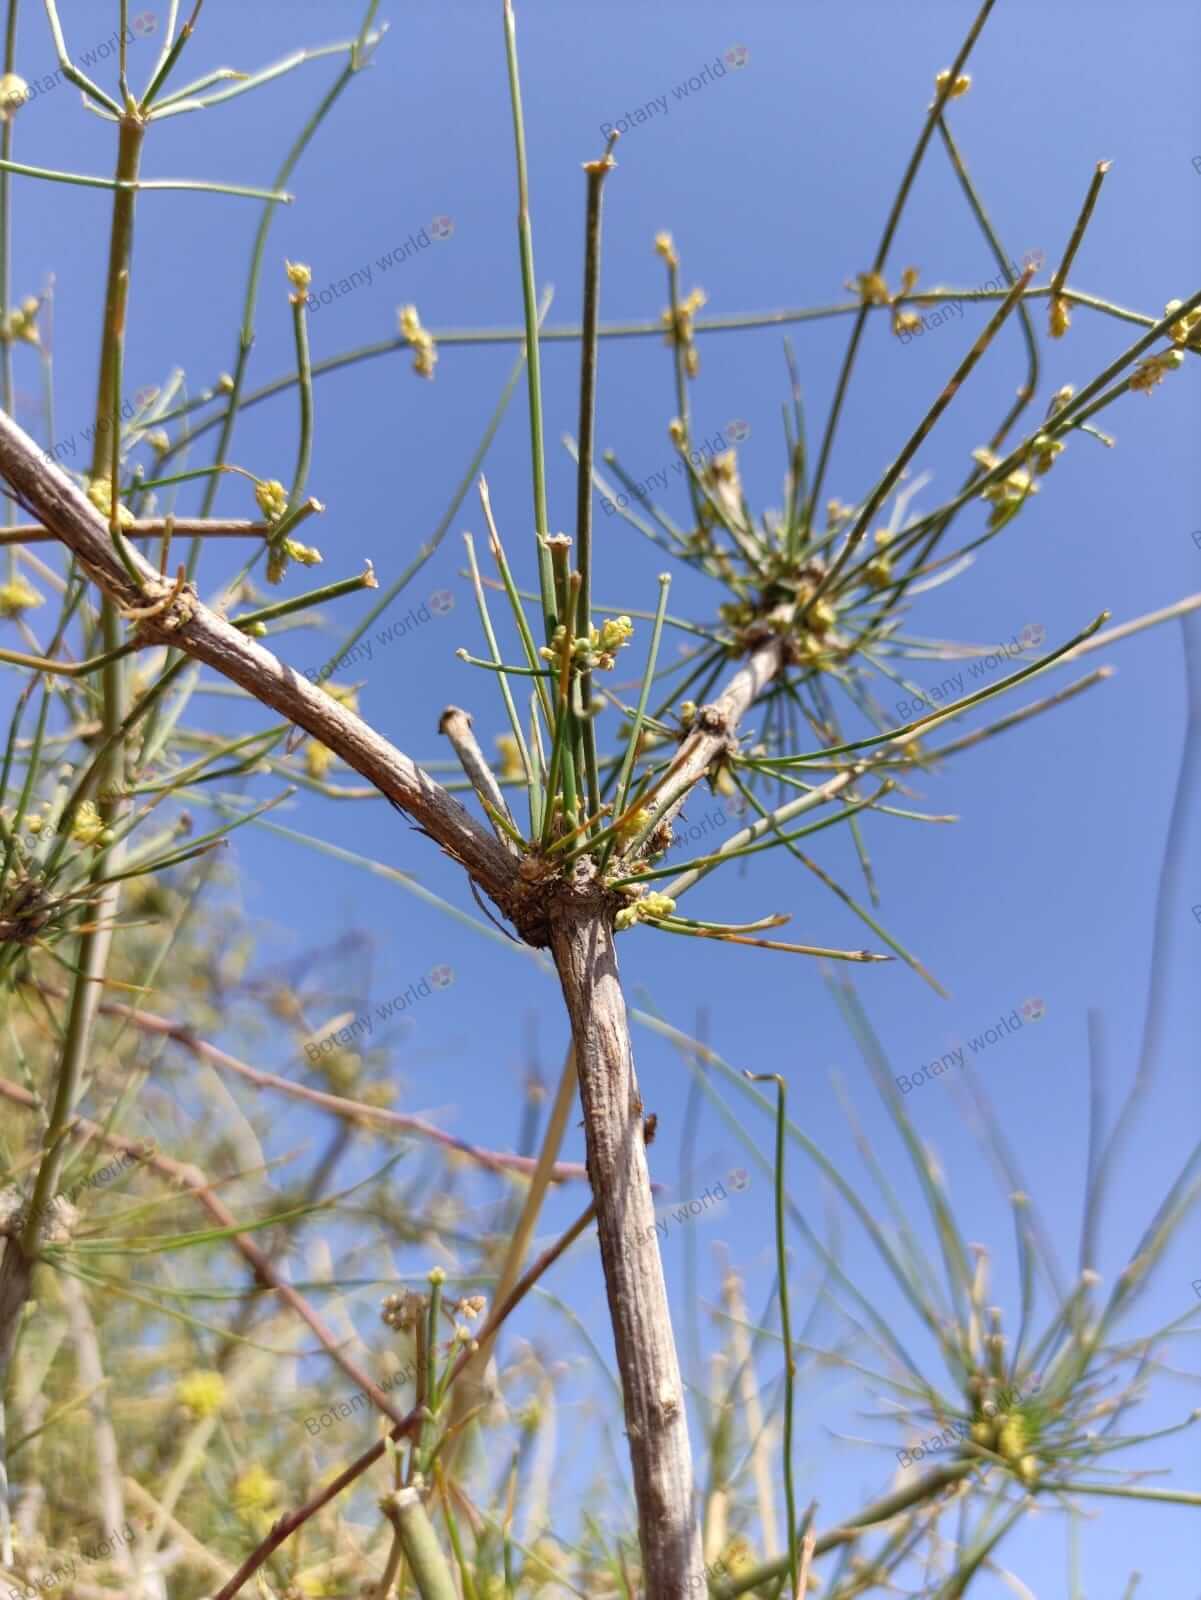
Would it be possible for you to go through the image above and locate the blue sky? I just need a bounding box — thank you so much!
[4,1,1200,1591]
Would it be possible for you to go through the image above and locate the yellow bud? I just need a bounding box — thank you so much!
[0,577,44,618]
[935,68,972,98]
[177,1369,227,1418]
[254,478,289,523]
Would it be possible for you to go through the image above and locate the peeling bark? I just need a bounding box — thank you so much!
[550,893,703,1598]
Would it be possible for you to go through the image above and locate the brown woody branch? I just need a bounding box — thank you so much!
[0,409,525,931]
[50,985,590,1184]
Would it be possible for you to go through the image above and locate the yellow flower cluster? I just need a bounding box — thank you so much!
[86,476,134,529]
[176,1369,227,1418]
[890,266,921,337]
[266,536,323,586]
[233,1464,280,1515]
[71,800,110,847]
[2,295,40,344]
[615,890,676,931]
[1030,433,1065,475]
[972,447,1039,529]
[845,266,922,337]
[495,733,525,781]
[0,577,44,618]
[864,528,894,590]
[285,260,312,302]
[970,1404,1040,1486]
[305,742,334,780]
[847,270,890,307]
[540,614,634,674]
[254,478,289,524]
[1130,348,1183,394]
[399,304,437,379]
[1165,298,1201,350]
[661,284,707,378]
[935,68,972,99]
[654,231,679,268]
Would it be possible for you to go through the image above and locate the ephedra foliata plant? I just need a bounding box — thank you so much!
[0,1,1198,1597]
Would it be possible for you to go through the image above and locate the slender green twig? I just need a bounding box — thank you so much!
[502,0,555,642]
[462,533,538,832]
[139,0,205,110]
[815,264,1033,604]
[604,572,671,868]
[0,157,291,201]
[1051,161,1112,300]
[804,0,998,527]
[150,280,1159,462]
[37,0,122,115]
[234,565,375,630]
[281,282,315,518]
[574,140,617,829]
[194,0,379,527]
